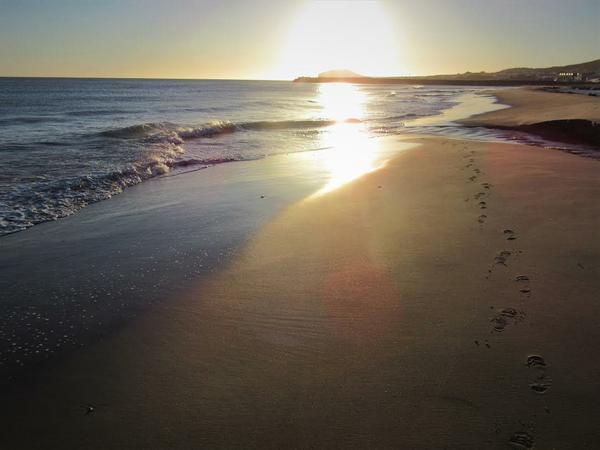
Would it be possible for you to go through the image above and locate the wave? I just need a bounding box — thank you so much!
[170,157,237,168]
[2,114,407,236]
[99,122,180,139]
[4,118,358,236]
[99,118,362,144]
[0,144,242,236]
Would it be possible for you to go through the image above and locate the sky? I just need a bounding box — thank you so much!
[0,0,598,79]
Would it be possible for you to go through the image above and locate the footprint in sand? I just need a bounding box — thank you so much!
[474,192,486,200]
[519,287,532,297]
[468,175,477,182]
[526,355,552,394]
[478,214,487,224]
[530,374,553,394]
[478,201,487,210]
[488,251,518,276]
[481,182,493,190]
[491,308,525,332]
[509,431,534,449]
[504,229,517,241]
[494,250,512,266]
[473,168,481,174]
[515,276,531,297]
[526,355,547,368]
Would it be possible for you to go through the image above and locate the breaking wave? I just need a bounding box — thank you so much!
[1,144,187,236]
[2,118,363,236]
[99,118,364,143]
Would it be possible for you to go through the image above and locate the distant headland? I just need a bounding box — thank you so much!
[294,59,600,86]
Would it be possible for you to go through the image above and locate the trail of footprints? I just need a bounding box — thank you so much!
[462,150,493,222]
[461,146,550,449]
[507,357,553,449]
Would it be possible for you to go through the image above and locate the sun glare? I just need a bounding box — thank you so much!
[275,1,399,79]
[317,122,381,194]
[313,84,382,195]
[319,83,366,122]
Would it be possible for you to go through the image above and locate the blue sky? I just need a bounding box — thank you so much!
[0,0,598,78]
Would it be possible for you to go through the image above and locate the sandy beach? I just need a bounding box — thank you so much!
[462,87,600,127]
[462,87,600,149]
[2,85,600,448]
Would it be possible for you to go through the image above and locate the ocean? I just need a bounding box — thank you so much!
[0,78,487,236]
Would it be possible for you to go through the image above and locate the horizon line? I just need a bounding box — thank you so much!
[0,75,295,82]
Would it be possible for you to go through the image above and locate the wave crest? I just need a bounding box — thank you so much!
[100,118,362,145]
[3,117,368,236]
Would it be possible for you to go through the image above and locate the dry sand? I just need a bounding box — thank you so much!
[2,133,600,449]
[462,87,600,127]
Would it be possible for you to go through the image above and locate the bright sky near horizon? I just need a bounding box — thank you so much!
[0,0,598,79]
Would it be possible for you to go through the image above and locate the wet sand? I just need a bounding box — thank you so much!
[0,148,349,379]
[2,135,600,449]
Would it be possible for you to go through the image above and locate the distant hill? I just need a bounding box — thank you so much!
[491,59,600,79]
[318,69,363,78]
[295,59,600,85]
[427,59,600,81]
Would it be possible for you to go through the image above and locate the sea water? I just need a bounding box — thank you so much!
[0,78,487,235]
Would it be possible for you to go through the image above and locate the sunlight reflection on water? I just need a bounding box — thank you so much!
[314,84,383,195]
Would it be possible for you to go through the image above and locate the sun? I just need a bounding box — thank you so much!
[274,1,400,79]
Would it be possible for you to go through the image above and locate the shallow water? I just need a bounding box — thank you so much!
[1,78,486,235]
